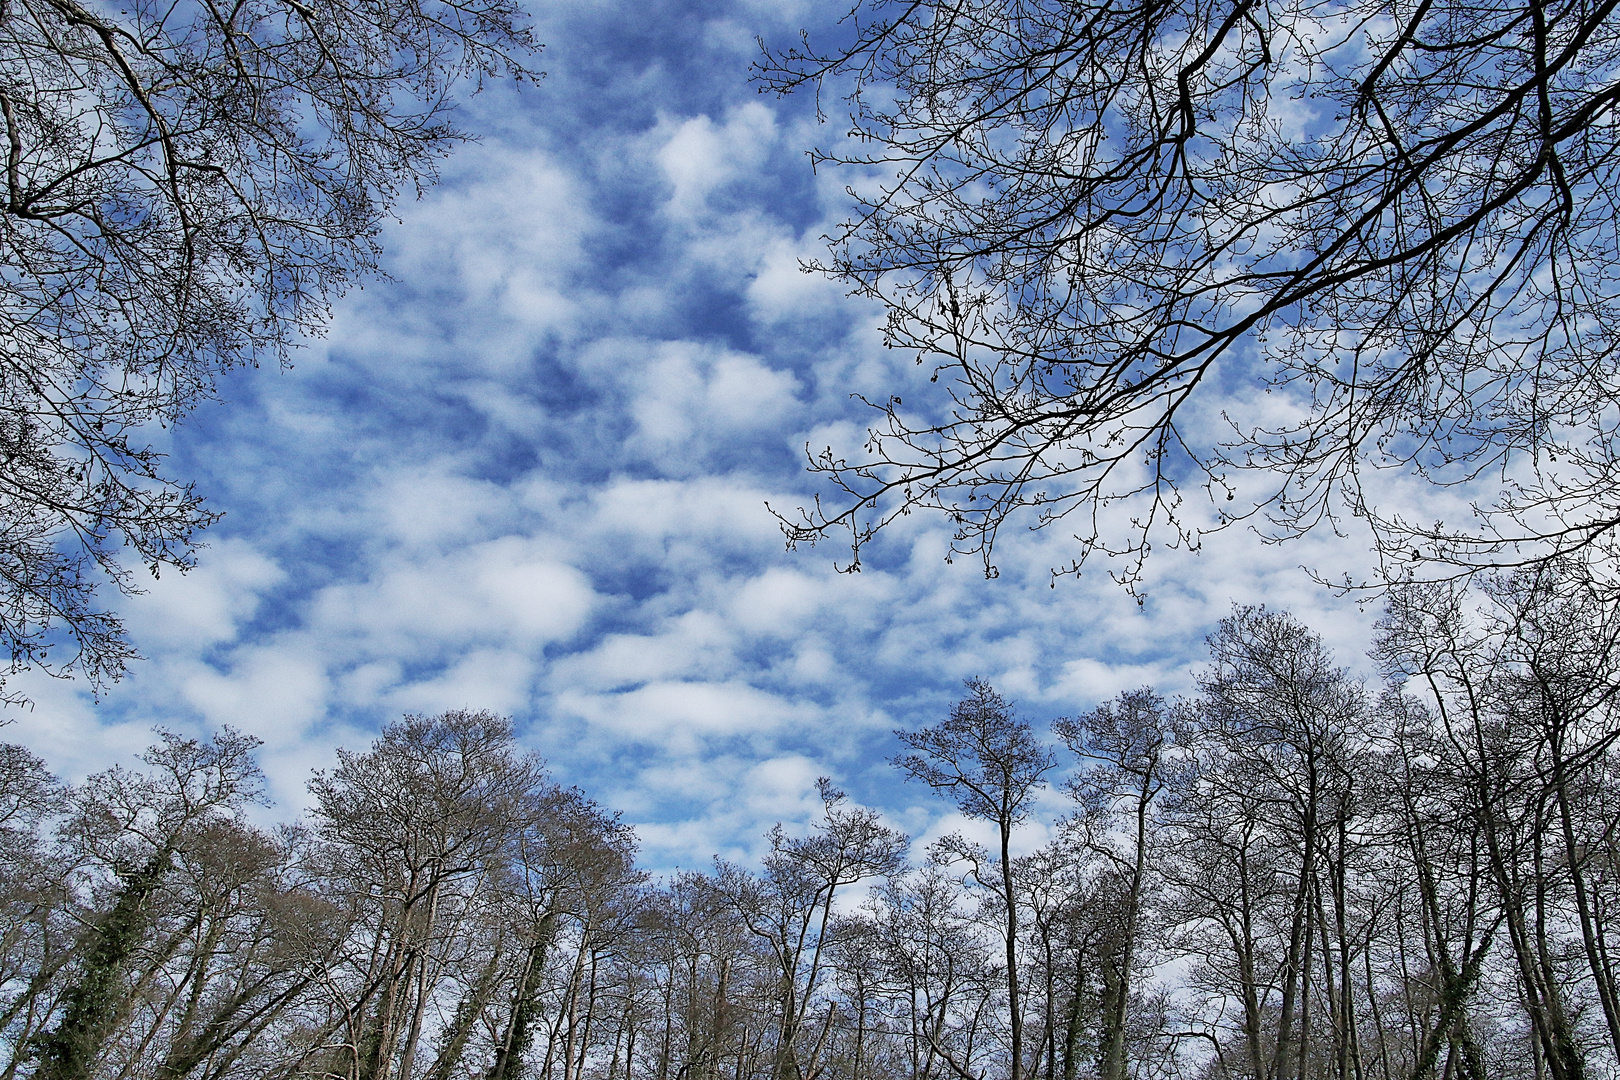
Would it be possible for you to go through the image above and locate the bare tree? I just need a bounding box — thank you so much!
[484,785,640,1080]
[759,0,1620,591]
[1191,607,1370,1080]
[1372,688,1502,1080]
[1055,690,1179,1080]
[718,780,908,1080]
[9,727,267,1080]
[894,680,1055,1080]
[0,742,72,1076]
[850,867,1000,1080]
[1375,567,1620,1080]
[0,0,540,702]
[8,623,1617,1080]
[307,710,545,1080]
[1008,832,1121,1080]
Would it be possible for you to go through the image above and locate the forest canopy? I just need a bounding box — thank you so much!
[4,567,1619,1080]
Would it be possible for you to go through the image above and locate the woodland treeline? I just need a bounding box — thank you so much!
[2,567,1618,1080]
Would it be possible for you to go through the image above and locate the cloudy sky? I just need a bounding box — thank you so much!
[8,0,1406,869]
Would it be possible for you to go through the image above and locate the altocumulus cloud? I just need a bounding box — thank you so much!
[6,0,1412,871]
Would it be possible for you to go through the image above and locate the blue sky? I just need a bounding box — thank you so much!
[6,0,1412,870]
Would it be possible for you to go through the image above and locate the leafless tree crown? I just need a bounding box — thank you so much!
[0,0,539,700]
[759,0,1620,591]
[7,592,1620,1080]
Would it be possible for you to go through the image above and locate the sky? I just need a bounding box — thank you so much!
[5,0,1411,871]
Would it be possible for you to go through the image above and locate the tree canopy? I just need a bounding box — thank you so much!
[0,0,540,701]
[760,0,1620,591]
[8,594,1620,1079]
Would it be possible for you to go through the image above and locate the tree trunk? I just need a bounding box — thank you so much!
[29,850,174,1080]
[490,911,558,1080]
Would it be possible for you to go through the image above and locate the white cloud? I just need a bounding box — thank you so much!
[367,469,513,552]
[584,477,787,560]
[178,643,331,742]
[308,538,595,658]
[383,648,538,716]
[746,234,850,326]
[125,539,285,650]
[658,104,779,218]
[558,679,814,743]
[1048,658,1181,707]
[726,568,825,637]
[624,340,802,466]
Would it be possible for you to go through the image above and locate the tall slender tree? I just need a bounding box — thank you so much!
[894,680,1055,1080]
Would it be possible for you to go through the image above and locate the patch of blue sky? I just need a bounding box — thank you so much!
[4,0,1410,873]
